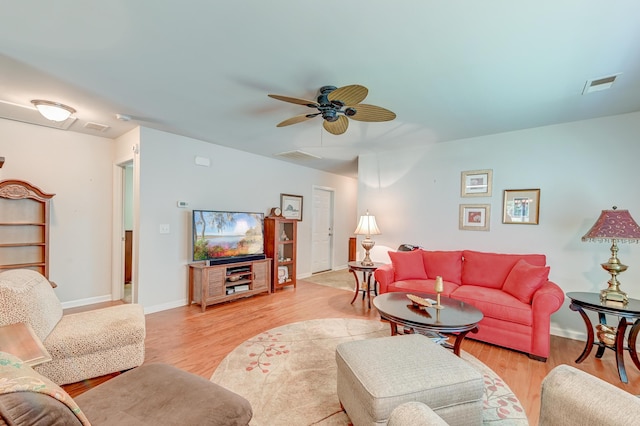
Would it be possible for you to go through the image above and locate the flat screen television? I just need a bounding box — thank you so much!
[192,210,265,265]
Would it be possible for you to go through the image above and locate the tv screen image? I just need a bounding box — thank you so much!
[192,211,265,262]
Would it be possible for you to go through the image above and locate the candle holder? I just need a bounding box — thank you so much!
[434,276,445,310]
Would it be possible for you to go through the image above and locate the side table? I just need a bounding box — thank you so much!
[0,322,51,367]
[348,261,385,309]
[567,291,640,383]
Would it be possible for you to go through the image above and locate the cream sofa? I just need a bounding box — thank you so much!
[387,364,640,425]
[0,269,145,385]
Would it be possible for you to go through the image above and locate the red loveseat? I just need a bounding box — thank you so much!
[374,249,565,361]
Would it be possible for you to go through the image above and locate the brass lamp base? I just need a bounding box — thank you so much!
[599,240,629,305]
[600,287,628,304]
[360,237,375,266]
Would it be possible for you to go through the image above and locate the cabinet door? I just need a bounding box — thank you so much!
[252,260,269,291]
[205,268,226,300]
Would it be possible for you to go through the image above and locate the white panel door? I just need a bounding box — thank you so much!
[311,187,334,273]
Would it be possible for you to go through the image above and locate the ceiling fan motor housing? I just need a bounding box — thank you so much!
[321,109,338,122]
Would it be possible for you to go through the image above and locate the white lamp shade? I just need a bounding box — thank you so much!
[31,100,76,122]
[354,212,381,236]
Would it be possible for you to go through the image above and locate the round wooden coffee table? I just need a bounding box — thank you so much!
[373,292,483,356]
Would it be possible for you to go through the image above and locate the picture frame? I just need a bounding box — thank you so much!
[461,169,493,197]
[459,204,491,231]
[502,189,540,225]
[280,193,303,221]
[277,266,289,284]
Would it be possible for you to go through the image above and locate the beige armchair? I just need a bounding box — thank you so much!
[539,364,640,425]
[0,269,145,385]
[387,364,640,425]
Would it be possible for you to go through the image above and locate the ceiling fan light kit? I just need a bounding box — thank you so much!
[268,84,395,135]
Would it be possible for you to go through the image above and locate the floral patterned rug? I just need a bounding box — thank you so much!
[211,318,528,425]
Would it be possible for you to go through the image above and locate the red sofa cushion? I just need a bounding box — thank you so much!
[461,250,546,289]
[451,286,533,326]
[502,259,550,304]
[422,250,463,285]
[388,250,428,281]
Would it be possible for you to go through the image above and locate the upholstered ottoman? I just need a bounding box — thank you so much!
[335,334,483,426]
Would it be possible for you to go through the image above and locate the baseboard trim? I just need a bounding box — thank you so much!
[61,294,112,309]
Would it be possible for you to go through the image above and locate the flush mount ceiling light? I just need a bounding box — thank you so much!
[31,100,76,122]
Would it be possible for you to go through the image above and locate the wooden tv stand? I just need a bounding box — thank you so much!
[188,258,271,312]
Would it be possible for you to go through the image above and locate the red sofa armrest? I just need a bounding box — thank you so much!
[530,280,565,359]
[374,264,395,293]
[532,280,564,313]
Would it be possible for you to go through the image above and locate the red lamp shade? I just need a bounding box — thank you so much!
[582,207,640,243]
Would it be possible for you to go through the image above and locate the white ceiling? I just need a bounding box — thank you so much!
[1,1,639,177]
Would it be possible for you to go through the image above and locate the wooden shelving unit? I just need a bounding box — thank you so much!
[264,217,297,291]
[188,258,271,312]
[0,180,55,278]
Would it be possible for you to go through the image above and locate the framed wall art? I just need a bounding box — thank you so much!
[459,204,491,231]
[280,193,303,221]
[502,189,540,224]
[461,169,493,197]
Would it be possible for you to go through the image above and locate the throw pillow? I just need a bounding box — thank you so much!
[422,250,463,284]
[388,250,428,281]
[502,259,550,304]
[461,250,546,289]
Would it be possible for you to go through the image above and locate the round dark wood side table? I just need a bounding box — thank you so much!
[567,291,640,383]
[348,261,384,309]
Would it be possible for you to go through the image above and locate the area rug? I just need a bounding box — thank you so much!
[211,318,528,425]
[301,269,355,292]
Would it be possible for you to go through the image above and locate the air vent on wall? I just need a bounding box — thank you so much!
[275,150,322,161]
[0,100,76,130]
[84,122,110,132]
[582,73,621,95]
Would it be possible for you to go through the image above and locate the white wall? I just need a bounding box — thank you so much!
[134,127,358,312]
[0,121,358,312]
[358,111,640,339]
[0,119,114,304]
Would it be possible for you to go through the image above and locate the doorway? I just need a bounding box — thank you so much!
[112,161,134,303]
[122,163,134,302]
[311,186,334,273]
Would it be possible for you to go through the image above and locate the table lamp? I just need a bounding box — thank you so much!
[354,210,381,266]
[581,206,640,304]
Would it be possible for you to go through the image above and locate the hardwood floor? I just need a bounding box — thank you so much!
[62,281,640,425]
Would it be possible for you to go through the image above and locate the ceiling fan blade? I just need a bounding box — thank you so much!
[276,114,317,127]
[348,104,396,122]
[323,116,349,135]
[268,94,318,108]
[328,85,368,106]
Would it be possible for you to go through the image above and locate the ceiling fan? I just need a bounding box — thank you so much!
[268,85,396,135]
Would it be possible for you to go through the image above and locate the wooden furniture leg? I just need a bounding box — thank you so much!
[452,326,479,356]
[570,302,594,363]
[629,319,640,370]
[596,312,607,358]
[349,269,360,304]
[615,317,629,383]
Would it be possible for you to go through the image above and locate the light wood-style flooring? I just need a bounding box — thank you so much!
[62,281,640,425]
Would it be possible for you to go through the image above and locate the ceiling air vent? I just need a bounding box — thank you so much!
[582,73,621,95]
[275,150,322,161]
[84,122,110,132]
